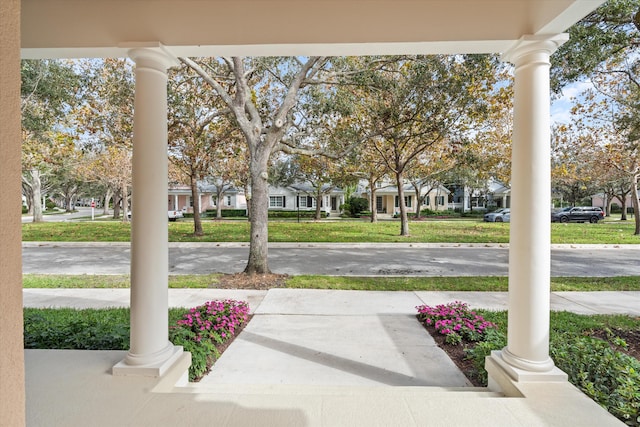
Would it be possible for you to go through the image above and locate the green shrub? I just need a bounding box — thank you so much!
[23,308,130,350]
[267,210,328,218]
[22,206,28,214]
[463,328,506,385]
[458,310,640,426]
[183,209,248,219]
[24,302,251,384]
[460,210,485,218]
[343,196,368,217]
[408,209,457,218]
[551,334,640,426]
[203,209,247,218]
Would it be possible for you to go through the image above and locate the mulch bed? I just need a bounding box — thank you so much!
[419,321,485,387]
[192,314,252,382]
[590,327,640,360]
[213,273,289,290]
[421,322,640,388]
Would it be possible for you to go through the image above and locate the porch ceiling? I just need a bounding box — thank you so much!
[21,0,604,59]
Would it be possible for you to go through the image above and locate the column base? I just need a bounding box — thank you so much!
[500,347,556,372]
[112,344,184,378]
[486,350,567,395]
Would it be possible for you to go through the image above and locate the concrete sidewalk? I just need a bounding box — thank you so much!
[23,288,640,316]
[22,288,640,388]
[24,288,630,426]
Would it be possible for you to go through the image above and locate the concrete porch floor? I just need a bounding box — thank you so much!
[24,289,631,426]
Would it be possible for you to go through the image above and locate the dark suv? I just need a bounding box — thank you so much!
[551,206,604,223]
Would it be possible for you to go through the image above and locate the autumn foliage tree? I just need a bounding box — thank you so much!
[346,55,498,236]
[168,66,241,235]
[21,59,81,221]
[179,56,333,274]
[550,0,640,234]
[75,59,136,221]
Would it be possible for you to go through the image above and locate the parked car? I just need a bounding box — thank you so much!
[167,210,184,221]
[127,210,184,222]
[484,208,510,222]
[551,206,604,223]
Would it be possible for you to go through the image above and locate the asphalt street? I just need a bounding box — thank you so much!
[21,243,640,277]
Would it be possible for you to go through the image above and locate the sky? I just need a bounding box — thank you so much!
[550,80,594,125]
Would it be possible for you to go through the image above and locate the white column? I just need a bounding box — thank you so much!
[113,47,183,377]
[488,35,569,380]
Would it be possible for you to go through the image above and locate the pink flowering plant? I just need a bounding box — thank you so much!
[170,299,250,381]
[416,301,497,345]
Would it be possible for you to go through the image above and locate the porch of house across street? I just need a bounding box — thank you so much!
[1,1,622,425]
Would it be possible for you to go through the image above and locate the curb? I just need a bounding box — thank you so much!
[21,241,640,250]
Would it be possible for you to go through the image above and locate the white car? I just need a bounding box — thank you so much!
[483,208,510,222]
[127,210,184,221]
[167,210,183,222]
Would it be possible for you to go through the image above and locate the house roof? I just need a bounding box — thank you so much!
[287,183,344,194]
[370,184,451,196]
[168,184,241,195]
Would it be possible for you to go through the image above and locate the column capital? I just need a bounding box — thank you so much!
[502,34,569,65]
[121,42,179,71]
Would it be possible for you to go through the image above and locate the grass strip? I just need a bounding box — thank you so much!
[286,275,640,291]
[23,274,640,292]
[23,274,220,289]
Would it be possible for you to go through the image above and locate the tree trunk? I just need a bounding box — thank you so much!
[369,186,377,223]
[190,174,203,236]
[216,186,224,219]
[121,182,129,223]
[315,193,322,220]
[103,188,112,215]
[395,171,409,236]
[414,187,422,220]
[616,185,631,221]
[244,152,271,274]
[620,198,628,221]
[632,174,640,236]
[64,193,72,212]
[113,192,121,219]
[31,169,44,222]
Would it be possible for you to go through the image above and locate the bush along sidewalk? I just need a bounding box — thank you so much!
[417,303,640,427]
[169,299,250,382]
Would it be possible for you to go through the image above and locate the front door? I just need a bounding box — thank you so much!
[376,196,383,213]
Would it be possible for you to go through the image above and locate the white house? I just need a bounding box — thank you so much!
[167,184,246,213]
[360,181,450,214]
[268,184,345,216]
[449,179,511,212]
[170,182,343,215]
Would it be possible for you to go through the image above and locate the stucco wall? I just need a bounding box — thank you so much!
[0,0,26,425]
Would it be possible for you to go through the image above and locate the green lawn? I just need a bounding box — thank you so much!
[21,219,640,244]
[23,274,219,289]
[23,274,640,291]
